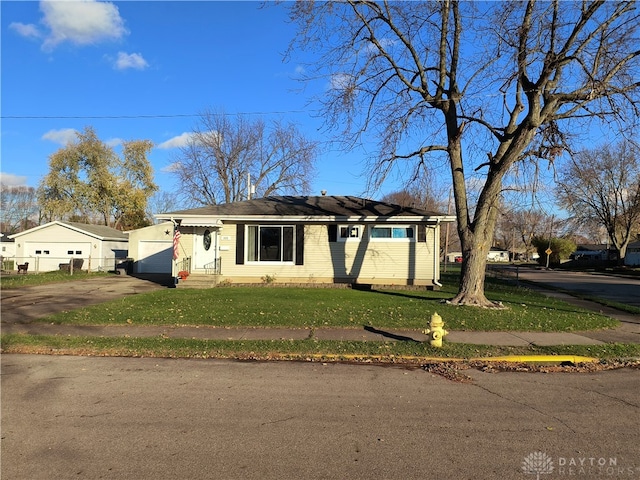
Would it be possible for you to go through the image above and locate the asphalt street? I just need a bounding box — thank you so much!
[502,266,640,309]
[2,354,639,480]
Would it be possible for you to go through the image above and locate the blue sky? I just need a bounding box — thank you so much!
[1,0,372,201]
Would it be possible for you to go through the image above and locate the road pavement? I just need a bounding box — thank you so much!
[2,354,639,480]
[507,266,640,309]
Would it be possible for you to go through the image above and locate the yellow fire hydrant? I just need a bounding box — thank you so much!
[423,312,448,347]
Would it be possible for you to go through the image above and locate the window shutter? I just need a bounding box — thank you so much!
[418,225,427,243]
[328,224,337,242]
[236,224,245,264]
[295,225,304,265]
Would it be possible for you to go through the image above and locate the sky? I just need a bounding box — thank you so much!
[1,0,374,204]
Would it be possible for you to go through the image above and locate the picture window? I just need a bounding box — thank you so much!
[247,225,294,262]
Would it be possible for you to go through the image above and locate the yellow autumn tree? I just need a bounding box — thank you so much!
[38,127,157,230]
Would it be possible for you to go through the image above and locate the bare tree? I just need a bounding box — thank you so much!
[172,109,318,206]
[556,140,640,264]
[496,208,548,260]
[0,185,40,233]
[289,0,640,306]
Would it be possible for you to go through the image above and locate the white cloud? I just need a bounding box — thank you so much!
[42,128,78,145]
[329,73,354,91]
[365,37,396,53]
[157,132,194,150]
[0,173,29,187]
[105,137,122,147]
[9,22,42,40]
[39,0,128,52]
[113,51,149,71]
[161,162,183,173]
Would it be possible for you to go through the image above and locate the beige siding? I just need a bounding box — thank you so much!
[219,223,438,286]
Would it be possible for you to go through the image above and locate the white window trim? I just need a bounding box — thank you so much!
[338,224,362,242]
[369,225,416,242]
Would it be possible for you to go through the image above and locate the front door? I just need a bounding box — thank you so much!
[193,227,219,272]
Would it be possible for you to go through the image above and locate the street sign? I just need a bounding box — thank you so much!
[545,248,553,255]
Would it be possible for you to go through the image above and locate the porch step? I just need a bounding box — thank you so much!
[175,274,220,289]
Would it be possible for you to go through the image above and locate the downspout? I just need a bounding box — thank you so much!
[433,219,443,287]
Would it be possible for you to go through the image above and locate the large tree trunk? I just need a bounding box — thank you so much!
[446,130,505,308]
[450,243,494,306]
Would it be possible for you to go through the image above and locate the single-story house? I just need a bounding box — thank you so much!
[129,195,455,288]
[625,241,640,267]
[9,221,128,273]
[487,247,510,262]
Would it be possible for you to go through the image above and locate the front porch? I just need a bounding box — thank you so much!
[175,256,222,288]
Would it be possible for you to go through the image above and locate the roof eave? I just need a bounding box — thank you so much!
[156,214,457,224]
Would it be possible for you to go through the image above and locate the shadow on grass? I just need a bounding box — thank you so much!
[365,289,451,302]
[363,325,420,342]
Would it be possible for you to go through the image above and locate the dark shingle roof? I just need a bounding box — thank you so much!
[159,195,446,219]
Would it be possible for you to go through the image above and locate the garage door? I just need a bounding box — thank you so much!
[138,241,172,273]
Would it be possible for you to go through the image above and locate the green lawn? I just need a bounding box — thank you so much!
[3,333,639,362]
[4,270,637,363]
[35,273,618,332]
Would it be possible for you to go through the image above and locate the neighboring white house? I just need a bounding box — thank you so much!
[0,233,16,258]
[128,195,456,288]
[9,221,128,273]
[625,241,640,267]
[447,249,510,263]
[487,248,510,262]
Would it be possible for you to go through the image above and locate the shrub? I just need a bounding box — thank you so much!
[531,236,576,266]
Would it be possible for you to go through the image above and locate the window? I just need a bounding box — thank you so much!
[75,250,82,255]
[35,250,41,254]
[370,226,415,240]
[247,225,294,262]
[203,229,212,251]
[339,225,360,240]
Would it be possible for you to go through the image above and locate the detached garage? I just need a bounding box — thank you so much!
[9,221,128,273]
[126,221,174,274]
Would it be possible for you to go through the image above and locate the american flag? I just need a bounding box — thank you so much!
[173,228,181,260]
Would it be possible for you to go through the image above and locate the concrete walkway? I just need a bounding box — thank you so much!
[1,273,639,345]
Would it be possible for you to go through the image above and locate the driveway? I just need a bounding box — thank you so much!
[0,274,169,324]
